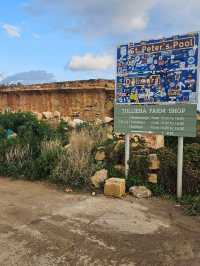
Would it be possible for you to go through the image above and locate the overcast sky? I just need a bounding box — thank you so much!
[1,0,200,84]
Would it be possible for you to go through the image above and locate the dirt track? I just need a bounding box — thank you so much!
[0,177,200,266]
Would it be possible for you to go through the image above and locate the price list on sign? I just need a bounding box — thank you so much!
[114,104,197,137]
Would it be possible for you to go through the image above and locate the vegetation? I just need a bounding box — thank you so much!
[0,111,200,215]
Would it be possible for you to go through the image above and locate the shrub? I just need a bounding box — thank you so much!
[158,144,200,195]
[0,142,32,177]
[33,140,63,180]
[128,149,150,186]
[179,195,200,216]
[157,147,177,194]
[50,128,97,188]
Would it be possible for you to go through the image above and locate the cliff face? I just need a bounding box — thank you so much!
[0,79,115,120]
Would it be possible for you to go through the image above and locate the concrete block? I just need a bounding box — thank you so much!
[104,178,126,198]
[148,173,158,184]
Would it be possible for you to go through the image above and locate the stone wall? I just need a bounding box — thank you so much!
[0,79,115,121]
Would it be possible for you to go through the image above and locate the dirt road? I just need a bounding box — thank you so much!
[0,177,200,266]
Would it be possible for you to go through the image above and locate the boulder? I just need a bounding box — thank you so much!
[104,178,126,198]
[103,116,113,124]
[68,119,84,128]
[90,169,108,188]
[42,111,53,120]
[129,186,152,198]
[95,151,106,161]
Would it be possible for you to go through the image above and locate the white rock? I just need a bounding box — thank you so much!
[104,117,113,124]
[129,186,152,198]
[68,119,84,128]
[42,111,53,120]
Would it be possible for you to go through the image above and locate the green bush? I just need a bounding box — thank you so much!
[128,149,150,186]
[157,147,177,194]
[157,143,200,195]
[179,195,200,216]
[33,140,63,180]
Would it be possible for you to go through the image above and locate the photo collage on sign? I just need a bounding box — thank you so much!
[116,33,199,104]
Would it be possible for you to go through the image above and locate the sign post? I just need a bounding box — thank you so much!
[125,133,130,179]
[177,136,184,198]
[115,32,199,198]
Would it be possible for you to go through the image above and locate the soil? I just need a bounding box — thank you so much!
[0,177,200,266]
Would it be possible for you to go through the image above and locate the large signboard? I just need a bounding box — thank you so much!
[114,104,197,137]
[116,32,199,104]
[115,33,199,137]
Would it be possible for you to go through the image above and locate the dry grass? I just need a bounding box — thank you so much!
[5,144,31,163]
[51,126,105,186]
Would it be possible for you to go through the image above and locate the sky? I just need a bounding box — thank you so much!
[1,0,200,84]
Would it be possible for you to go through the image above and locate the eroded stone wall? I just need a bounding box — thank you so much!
[0,80,115,121]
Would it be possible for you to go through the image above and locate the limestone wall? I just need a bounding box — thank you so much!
[0,79,115,121]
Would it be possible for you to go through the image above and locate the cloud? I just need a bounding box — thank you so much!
[25,0,157,38]
[2,24,21,38]
[25,0,200,42]
[0,70,55,85]
[0,73,5,81]
[68,54,114,71]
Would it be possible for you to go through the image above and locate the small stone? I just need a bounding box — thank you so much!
[103,116,113,124]
[91,192,96,196]
[129,186,152,198]
[107,133,113,140]
[65,187,73,193]
[95,151,106,161]
[90,169,108,188]
[42,111,53,120]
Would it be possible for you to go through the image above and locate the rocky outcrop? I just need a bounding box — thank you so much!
[0,79,115,121]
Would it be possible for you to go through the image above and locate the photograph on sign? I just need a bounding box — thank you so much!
[116,32,199,104]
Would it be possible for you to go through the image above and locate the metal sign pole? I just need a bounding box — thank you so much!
[125,133,130,179]
[177,136,184,198]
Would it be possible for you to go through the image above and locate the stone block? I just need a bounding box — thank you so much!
[148,173,158,184]
[104,178,126,198]
[149,154,160,170]
[145,134,164,149]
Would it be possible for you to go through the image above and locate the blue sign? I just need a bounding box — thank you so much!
[116,32,199,104]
